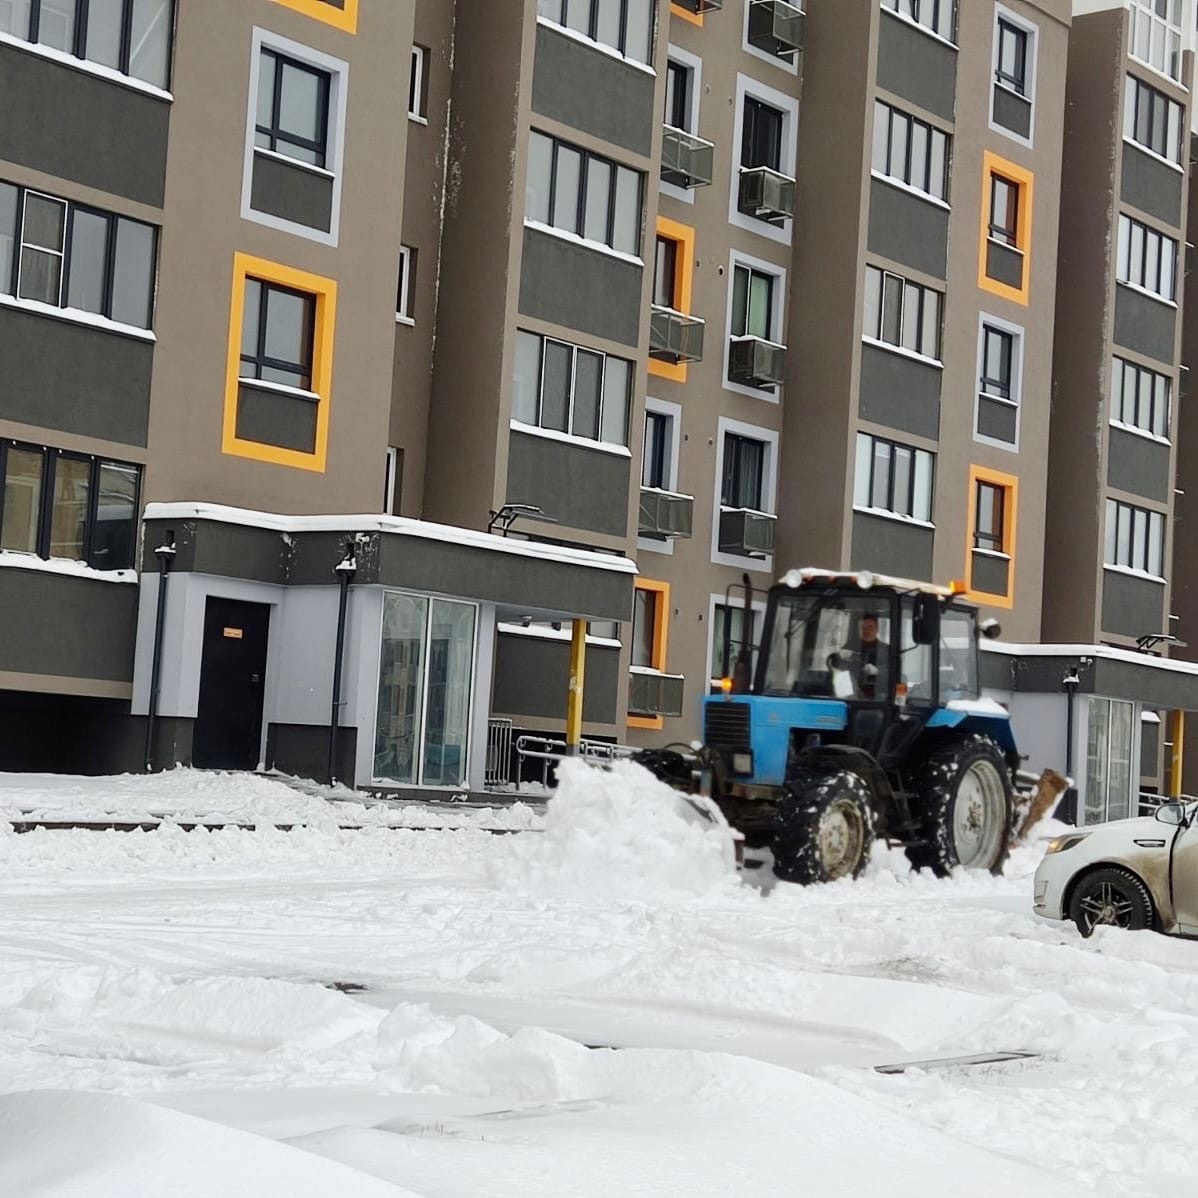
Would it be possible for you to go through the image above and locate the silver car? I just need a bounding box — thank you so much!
[1033,801,1198,937]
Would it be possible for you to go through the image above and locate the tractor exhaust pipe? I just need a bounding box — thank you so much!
[732,572,753,694]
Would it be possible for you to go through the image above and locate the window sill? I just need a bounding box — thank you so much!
[979,389,1019,408]
[394,313,416,327]
[861,336,943,371]
[1115,279,1178,309]
[0,31,173,102]
[870,170,951,212]
[879,7,958,52]
[852,505,935,531]
[1127,53,1187,95]
[523,220,644,268]
[407,112,429,126]
[509,419,632,458]
[534,16,656,77]
[238,377,321,403]
[1110,418,1170,447]
[0,292,155,343]
[1121,136,1185,175]
[972,547,1011,561]
[253,146,336,181]
[986,234,1024,257]
[1103,563,1167,585]
[0,550,137,584]
[993,79,1031,104]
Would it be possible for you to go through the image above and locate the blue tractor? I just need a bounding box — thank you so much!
[637,568,1018,884]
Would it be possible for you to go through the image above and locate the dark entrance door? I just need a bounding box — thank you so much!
[193,598,270,771]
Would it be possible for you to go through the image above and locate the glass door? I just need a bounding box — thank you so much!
[1084,697,1136,825]
[422,600,477,787]
[374,593,428,784]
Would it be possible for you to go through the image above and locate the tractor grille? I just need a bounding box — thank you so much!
[705,701,751,751]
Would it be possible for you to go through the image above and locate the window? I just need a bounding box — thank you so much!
[643,409,671,489]
[1085,698,1135,826]
[722,434,766,511]
[536,0,654,63]
[1112,357,1170,439]
[526,131,642,256]
[881,0,955,41]
[396,245,416,322]
[653,235,677,309]
[976,321,1022,447]
[872,102,950,202]
[408,45,428,120]
[665,58,691,130]
[0,181,156,328]
[974,481,1006,552]
[980,326,1014,400]
[0,441,139,570]
[632,586,658,669]
[512,329,631,445]
[853,433,934,522]
[240,279,315,393]
[710,602,759,687]
[1123,75,1183,164]
[862,265,941,359]
[384,446,403,515]
[1129,0,1183,83]
[1105,498,1165,577]
[995,18,1028,93]
[731,264,775,340]
[742,97,784,172]
[2,0,173,87]
[1117,214,1177,301]
[256,48,331,169]
[989,174,1019,246]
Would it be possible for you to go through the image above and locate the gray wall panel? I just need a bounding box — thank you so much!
[992,87,1031,140]
[236,384,319,453]
[977,396,1018,444]
[850,511,934,579]
[267,724,358,787]
[867,177,949,279]
[972,552,1010,597]
[492,634,619,724]
[1102,569,1166,638]
[250,153,334,233]
[1113,284,1177,364]
[506,428,631,538]
[519,226,643,347]
[986,241,1025,290]
[1121,144,1183,227]
[531,23,654,156]
[0,567,136,681]
[1107,426,1171,503]
[876,11,956,121]
[858,343,941,440]
[0,308,153,446]
[0,41,168,206]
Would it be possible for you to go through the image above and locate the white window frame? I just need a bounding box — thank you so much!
[384,446,401,514]
[852,430,936,526]
[1110,355,1172,443]
[638,396,684,557]
[871,99,952,208]
[408,44,428,122]
[1104,497,1167,581]
[660,43,704,207]
[711,415,779,573]
[723,248,788,403]
[240,28,348,248]
[861,262,943,365]
[729,73,800,245]
[974,312,1025,453]
[15,189,67,307]
[1123,73,1185,169]
[879,0,957,46]
[988,4,1038,149]
[706,591,767,691]
[1116,212,1178,304]
[396,244,415,324]
[742,0,801,76]
[1127,0,1184,86]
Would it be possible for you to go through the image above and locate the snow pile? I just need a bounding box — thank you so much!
[492,759,740,900]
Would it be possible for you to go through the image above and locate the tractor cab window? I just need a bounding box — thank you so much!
[940,606,980,701]
[762,593,893,701]
[899,599,934,703]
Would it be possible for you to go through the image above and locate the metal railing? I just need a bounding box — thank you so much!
[486,718,514,788]
[507,734,633,792]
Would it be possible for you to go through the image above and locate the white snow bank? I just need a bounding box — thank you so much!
[491,759,739,901]
[0,1090,422,1197]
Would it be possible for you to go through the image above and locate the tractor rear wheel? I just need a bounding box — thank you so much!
[773,768,875,885]
[905,735,1012,877]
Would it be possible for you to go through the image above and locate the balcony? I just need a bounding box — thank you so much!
[719,508,777,558]
[639,487,694,540]
[671,0,723,12]
[728,335,786,389]
[629,668,686,719]
[661,125,716,189]
[650,305,705,364]
[747,0,804,59]
[738,165,797,225]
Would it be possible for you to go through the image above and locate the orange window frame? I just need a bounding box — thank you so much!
[272,0,359,33]
[671,3,705,28]
[223,253,338,473]
[629,578,671,731]
[965,465,1019,609]
[648,217,696,385]
[978,151,1034,306]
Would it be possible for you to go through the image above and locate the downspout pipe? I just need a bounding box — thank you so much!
[144,533,177,773]
[329,543,358,786]
[1063,667,1081,777]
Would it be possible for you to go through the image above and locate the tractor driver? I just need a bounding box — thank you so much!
[856,613,890,701]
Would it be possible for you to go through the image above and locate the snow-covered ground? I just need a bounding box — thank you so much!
[0,762,1195,1196]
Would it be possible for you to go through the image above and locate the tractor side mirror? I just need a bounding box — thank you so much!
[912,595,939,645]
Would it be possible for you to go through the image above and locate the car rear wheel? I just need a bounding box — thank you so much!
[1068,867,1154,937]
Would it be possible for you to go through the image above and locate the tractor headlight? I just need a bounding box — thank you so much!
[1045,834,1088,855]
[731,752,754,776]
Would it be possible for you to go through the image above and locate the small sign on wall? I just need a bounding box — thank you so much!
[223,627,244,640]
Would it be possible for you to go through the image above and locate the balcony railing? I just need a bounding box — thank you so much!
[629,668,686,719]
[728,335,786,389]
[639,487,694,540]
[747,0,805,59]
[671,0,723,12]
[661,125,716,189]
[650,305,705,364]
[738,165,797,224]
[719,508,777,558]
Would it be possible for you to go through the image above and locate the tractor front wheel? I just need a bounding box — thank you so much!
[773,769,875,885]
[905,736,1012,877]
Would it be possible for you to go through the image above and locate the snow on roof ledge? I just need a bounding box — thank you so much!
[142,502,638,576]
[0,550,137,584]
[983,638,1198,678]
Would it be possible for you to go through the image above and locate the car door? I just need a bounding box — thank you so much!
[1171,815,1198,933]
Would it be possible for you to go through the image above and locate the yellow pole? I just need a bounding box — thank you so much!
[1171,709,1185,798]
[566,618,586,756]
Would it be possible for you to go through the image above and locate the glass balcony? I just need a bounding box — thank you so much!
[738,165,797,225]
[629,668,686,718]
[728,335,786,389]
[661,125,716,189]
[650,305,705,364]
[718,508,777,558]
[747,0,805,59]
[639,488,694,540]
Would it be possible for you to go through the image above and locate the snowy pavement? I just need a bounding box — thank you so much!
[0,763,1195,1196]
